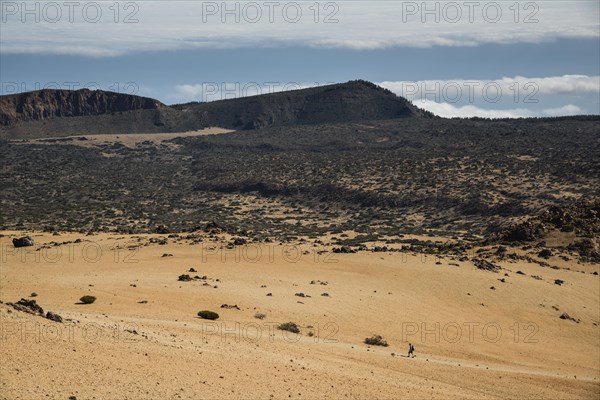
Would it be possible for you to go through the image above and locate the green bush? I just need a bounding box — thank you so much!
[79,295,96,304]
[30,292,38,297]
[197,310,219,320]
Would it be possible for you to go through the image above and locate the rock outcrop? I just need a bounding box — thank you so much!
[0,89,164,126]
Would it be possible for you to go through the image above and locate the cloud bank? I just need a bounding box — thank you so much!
[1,1,598,56]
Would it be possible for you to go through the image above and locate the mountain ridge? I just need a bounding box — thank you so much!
[0,80,432,138]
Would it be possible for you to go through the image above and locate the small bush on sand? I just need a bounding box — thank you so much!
[278,322,300,334]
[364,335,388,347]
[254,312,267,320]
[197,310,219,320]
[79,295,96,304]
[30,292,38,297]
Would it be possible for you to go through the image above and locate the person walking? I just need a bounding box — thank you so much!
[408,343,415,358]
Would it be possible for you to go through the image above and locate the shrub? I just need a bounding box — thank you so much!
[364,335,388,347]
[254,312,266,320]
[278,322,300,334]
[79,295,96,304]
[30,292,38,297]
[197,310,219,320]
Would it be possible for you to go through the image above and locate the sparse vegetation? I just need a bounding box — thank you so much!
[79,295,96,304]
[30,292,38,297]
[364,335,388,347]
[254,312,266,320]
[197,310,219,320]
[278,322,300,334]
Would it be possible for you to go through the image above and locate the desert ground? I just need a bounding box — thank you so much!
[1,231,598,399]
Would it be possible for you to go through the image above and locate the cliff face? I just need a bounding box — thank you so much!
[0,89,164,126]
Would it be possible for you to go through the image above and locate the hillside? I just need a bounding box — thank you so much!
[175,80,432,130]
[0,81,431,139]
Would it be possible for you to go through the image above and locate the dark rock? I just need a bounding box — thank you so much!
[568,238,599,263]
[473,258,501,273]
[46,311,63,323]
[333,246,356,254]
[502,221,545,242]
[12,236,34,248]
[220,304,240,310]
[554,279,565,286]
[559,313,579,323]
[9,298,44,315]
[538,249,553,259]
[232,237,247,246]
[155,225,170,234]
[178,274,193,282]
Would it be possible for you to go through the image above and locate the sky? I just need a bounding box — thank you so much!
[1,0,599,117]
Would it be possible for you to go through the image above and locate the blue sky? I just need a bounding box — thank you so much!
[1,1,599,117]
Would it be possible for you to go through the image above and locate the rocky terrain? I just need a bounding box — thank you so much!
[1,81,599,399]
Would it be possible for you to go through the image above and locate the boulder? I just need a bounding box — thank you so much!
[12,236,34,248]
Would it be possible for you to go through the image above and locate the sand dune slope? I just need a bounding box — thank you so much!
[1,232,599,399]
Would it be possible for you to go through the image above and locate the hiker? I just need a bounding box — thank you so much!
[408,343,415,358]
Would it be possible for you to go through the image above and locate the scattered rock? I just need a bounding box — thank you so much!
[232,237,247,246]
[538,249,553,259]
[333,246,356,254]
[559,313,580,323]
[8,298,44,315]
[554,279,565,286]
[12,236,34,248]
[178,274,193,282]
[220,304,240,310]
[473,259,501,273]
[155,225,170,234]
[46,311,63,323]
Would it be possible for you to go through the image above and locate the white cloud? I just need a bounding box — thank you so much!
[541,104,584,116]
[378,75,600,104]
[0,1,598,56]
[417,100,585,118]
